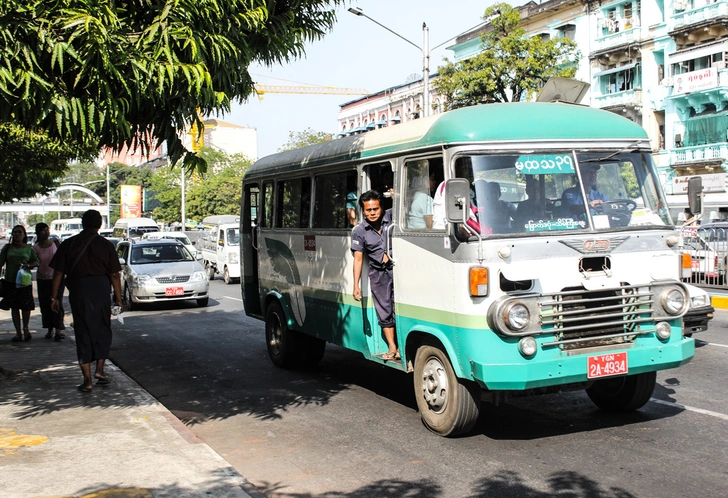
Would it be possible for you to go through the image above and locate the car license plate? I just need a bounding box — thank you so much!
[165,287,184,297]
[587,352,628,379]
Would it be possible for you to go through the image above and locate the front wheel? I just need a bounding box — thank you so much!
[197,297,209,307]
[223,266,232,285]
[586,371,656,412]
[413,344,480,437]
[123,286,135,312]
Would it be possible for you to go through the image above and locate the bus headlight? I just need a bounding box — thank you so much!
[519,336,537,357]
[503,302,530,331]
[655,321,671,340]
[661,288,687,315]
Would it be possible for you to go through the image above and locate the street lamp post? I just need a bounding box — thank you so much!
[348,7,431,117]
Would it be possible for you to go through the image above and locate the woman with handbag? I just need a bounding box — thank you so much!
[0,225,40,342]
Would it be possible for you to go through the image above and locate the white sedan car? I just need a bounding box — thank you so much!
[117,239,209,310]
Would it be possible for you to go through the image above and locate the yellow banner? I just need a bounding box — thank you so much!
[120,185,142,218]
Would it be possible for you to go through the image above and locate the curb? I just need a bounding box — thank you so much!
[711,295,728,309]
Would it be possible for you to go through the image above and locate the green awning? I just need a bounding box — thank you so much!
[685,110,728,146]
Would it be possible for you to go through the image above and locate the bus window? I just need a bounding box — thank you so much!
[404,157,443,230]
[261,182,273,228]
[366,162,394,211]
[313,170,358,229]
[276,177,311,229]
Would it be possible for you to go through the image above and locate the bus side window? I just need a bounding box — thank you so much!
[313,170,358,229]
[404,157,443,231]
[262,182,274,228]
[366,162,394,211]
[276,177,311,229]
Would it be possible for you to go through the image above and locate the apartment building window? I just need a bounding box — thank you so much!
[600,1,641,35]
[555,24,576,41]
[671,52,725,76]
[597,64,641,94]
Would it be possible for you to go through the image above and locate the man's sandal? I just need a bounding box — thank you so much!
[11,334,23,342]
[381,351,398,361]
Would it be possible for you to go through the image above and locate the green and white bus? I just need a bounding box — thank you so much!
[240,102,694,436]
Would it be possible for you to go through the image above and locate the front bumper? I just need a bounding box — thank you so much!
[131,281,209,303]
[683,305,715,335]
[470,335,695,391]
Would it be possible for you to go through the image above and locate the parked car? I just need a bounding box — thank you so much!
[682,234,721,284]
[116,239,209,310]
[683,283,714,337]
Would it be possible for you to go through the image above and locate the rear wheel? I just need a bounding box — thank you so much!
[206,263,215,281]
[586,371,656,412]
[413,344,480,437]
[223,266,232,285]
[265,301,299,368]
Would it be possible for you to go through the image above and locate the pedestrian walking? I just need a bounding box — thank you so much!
[0,225,39,342]
[50,210,123,393]
[33,223,66,341]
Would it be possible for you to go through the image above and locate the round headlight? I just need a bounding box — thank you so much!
[519,336,537,357]
[504,302,530,331]
[655,321,671,340]
[662,288,686,315]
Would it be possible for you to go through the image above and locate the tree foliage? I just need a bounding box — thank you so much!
[434,3,580,110]
[0,122,96,202]
[278,127,331,152]
[0,0,343,173]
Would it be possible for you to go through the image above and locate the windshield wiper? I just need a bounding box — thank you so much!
[581,141,642,163]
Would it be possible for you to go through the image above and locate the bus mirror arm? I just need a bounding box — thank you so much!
[458,208,485,264]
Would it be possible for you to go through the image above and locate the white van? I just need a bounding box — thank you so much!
[50,218,84,240]
[200,215,240,284]
[142,231,198,258]
[113,217,159,241]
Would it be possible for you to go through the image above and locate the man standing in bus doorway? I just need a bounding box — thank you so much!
[351,190,399,361]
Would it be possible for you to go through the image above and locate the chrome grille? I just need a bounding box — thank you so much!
[156,275,190,284]
[540,285,654,348]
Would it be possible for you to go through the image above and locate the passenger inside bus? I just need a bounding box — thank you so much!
[561,163,606,216]
[472,180,517,234]
[514,175,544,230]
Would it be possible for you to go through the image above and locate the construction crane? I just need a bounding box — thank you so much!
[253,84,369,100]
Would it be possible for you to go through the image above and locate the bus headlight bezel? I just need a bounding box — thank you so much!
[661,287,687,316]
[503,302,530,331]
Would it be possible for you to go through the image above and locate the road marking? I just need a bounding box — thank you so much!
[650,398,728,421]
[221,296,243,302]
[696,339,728,349]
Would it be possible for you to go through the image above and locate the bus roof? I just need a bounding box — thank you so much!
[245,102,649,178]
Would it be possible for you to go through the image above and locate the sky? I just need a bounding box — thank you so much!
[226,0,499,159]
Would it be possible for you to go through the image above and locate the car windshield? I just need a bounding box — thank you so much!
[226,228,240,246]
[453,150,670,236]
[172,235,192,245]
[130,244,193,264]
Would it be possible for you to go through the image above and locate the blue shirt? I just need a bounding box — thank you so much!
[561,186,607,212]
[351,209,392,270]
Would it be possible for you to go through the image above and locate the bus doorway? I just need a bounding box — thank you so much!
[242,184,262,317]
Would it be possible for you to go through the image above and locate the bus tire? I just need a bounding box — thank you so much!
[586,371,656,412]
[265,301,298,368]
[206,263,215,281]
[414,344,480,437]
[223,266,232,285]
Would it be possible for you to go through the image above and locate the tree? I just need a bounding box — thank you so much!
[0,0,343,177]
[0,122,96,202]
[278,128,332,152]
[434,3,580,110]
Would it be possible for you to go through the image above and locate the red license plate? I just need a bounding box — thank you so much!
[587,352,628,379]
[165,287,184,296]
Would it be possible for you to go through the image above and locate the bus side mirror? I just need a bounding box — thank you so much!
[687,176,702,215]
[445,178,471,225]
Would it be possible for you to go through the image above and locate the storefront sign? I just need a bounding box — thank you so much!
[673,67,718,95]
[673,173,726,193]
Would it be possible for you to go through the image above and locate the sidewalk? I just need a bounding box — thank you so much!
[0,306,261,498]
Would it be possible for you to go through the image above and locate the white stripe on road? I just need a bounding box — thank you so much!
[650,398,728,421]
[221,296,243,302]
[704,342,728,349]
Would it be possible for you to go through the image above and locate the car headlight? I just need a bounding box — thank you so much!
[503,302,530,331]
[190,270,206,282]
[228,252,238,264]
[133,274,152,285]
[662,288,687,315]
[691,295,709,307]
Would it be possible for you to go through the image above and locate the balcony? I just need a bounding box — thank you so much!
[594,88,642,108]
[673,1,728,30]
[671,143,728,165]
[593,27,642,52]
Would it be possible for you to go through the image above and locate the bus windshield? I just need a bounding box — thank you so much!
[455,151,671,235]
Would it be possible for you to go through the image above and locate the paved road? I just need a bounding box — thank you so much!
[109,279,728,498]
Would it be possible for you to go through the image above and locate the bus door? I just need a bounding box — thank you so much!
[391,156,446,356]
[361,161,396,355]
[242,183,262,317]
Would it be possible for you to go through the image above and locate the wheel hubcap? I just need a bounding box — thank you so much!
[420,357,448,412]
[268,314,283,355]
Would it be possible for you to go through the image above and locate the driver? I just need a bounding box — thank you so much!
[561,164,607,215]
